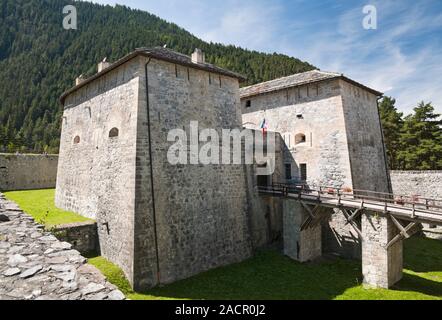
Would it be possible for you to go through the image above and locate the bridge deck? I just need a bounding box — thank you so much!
[259,184,442,226]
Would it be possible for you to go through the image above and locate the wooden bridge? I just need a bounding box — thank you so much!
[259,183,442,249]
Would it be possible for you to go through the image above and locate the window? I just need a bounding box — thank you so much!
[285,164,292,180]
[73,136,80,144]
[300,164,307,181]
[257,163,270,187]
[295,133,306,145]
[245,100,252,108]
[109,128,119,138]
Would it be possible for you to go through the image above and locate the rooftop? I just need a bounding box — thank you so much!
[239,70,382,98]
[60,47,246,104]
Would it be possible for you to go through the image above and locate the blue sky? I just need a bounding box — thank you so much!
[90,0,442,115]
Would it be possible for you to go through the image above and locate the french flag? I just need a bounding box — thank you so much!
[259,118,269,134]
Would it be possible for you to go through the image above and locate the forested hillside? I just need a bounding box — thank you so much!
[0,0,315,153]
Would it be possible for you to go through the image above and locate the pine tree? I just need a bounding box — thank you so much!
[398,102,442,170]
[379,97,403,170]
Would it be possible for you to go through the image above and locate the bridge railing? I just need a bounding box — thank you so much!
[258,183,442,214]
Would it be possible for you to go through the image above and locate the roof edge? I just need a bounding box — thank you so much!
[60,48,246,105]
[239,72,383,99]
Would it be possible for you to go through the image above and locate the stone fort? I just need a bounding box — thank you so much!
[55,47,440,291]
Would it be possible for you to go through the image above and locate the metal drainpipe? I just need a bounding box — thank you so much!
[144,59,161,285]
[376,96,393,195]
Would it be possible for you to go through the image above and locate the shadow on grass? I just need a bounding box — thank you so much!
[142,251,364,300]
[88,237,442,300]
[404,237,442,273]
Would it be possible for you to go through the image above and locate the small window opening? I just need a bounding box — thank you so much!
[109,128,119,138]
[295,133,306,145]
[245,100,252,108]
[300,164,307,181]
[73,136,80,144]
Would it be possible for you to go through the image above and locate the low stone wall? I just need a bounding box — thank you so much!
[53,222,99,255]
[0,154,58,191]
[390,171,442,199]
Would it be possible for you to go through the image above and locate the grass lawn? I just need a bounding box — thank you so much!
[3,189,92,228]
[89,236,442,300]
[3,188,441,300]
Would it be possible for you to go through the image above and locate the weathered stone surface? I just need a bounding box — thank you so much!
[7,254,28,267]
[55,53,252,290]
[81,283,105,295]
[0,195,125,300]
[3,268,21,277]
[20,265,43,279]
[0,154,58,192]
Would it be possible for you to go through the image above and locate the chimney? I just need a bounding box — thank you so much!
[191,48,205,64]
[98,61,111,73]
[75,75,85,86]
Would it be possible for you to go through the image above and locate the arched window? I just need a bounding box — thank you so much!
[295,133,306,145]
[109,128,119,138]
[73,136,80,144]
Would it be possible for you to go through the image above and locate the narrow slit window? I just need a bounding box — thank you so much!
[73,136,80,144]
[300,164,307,181]
[245,100,252,108]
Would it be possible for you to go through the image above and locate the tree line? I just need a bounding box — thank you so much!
[379,98,442,170]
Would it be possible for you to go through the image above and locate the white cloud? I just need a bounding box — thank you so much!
[90,0,442,114]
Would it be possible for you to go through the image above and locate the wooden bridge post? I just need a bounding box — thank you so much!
[361,212,403,289]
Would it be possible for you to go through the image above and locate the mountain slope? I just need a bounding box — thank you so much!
[0,0,315,153]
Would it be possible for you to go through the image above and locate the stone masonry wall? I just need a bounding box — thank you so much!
[390,171,442,200]
[340,80,390,194]
[53,221,99,255]
[241,79,353,189]
[56,57,140,287]
[139,57,253,287]
[0,154,58,191]
[361,213,403,288]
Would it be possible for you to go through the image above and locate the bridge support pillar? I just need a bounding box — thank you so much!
[361,213,403,289]
[283,201,322,262]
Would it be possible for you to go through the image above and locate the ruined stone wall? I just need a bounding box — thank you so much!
[0,154,58,191]
[340,80,390,194]
[390,171,442,200]
[55,57,141,286]
[138,57,252,287]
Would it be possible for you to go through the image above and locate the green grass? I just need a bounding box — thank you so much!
[5,189,441,300]
[89,237,442,300]
[3,189,92,228]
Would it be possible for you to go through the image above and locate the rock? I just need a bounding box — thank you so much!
[108,290,125,301]
[55,271,77,283]
[81,283,105,295]
[7,254,28,267]
[19,265,43,279]
[39,235,57,242]
[46,256,68,264]
[51,242,72,251]
[3,268,21,277]
[7,246,24,254]
[44,249,55,255]
[0,242,11,249]
[51,264,74,273]
[32,289,42,297]
[30,232,42,239]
